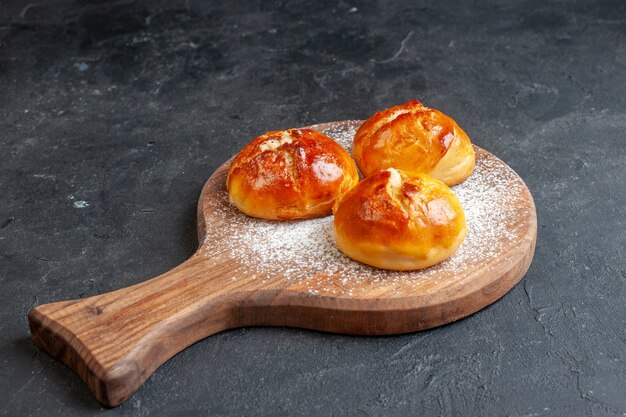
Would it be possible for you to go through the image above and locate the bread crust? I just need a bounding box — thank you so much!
[227,129,359,220]
[353,100,475,186]
[333,168,467,270]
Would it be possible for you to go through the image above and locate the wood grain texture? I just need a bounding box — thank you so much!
[28,120,537,407]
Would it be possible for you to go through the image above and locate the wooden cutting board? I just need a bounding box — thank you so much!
[28,120,537,407]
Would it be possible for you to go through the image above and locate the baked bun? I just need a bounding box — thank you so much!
[333,168,466,270]
[353,100,475,186]
[227,129,359,220]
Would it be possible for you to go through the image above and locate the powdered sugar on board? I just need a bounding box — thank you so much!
[201,121,532,297]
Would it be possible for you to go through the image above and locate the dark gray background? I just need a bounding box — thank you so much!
[1,0,625,416]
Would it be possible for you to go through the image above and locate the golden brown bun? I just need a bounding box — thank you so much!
[333,168,467,270]
[353,100,475,186]
[227,129,359,220]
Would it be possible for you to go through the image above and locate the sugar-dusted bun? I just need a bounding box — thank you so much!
[353,100,475,186]
[333,168,467,270]
[227,129,359,220]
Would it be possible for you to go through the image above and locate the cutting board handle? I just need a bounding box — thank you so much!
[28,253,241,407]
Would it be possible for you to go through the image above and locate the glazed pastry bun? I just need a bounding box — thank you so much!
[353,100,475,186]
[227,128,359,220]
[333,168,467,270]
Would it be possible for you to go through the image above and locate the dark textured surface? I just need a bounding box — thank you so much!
[1,0,625,415]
